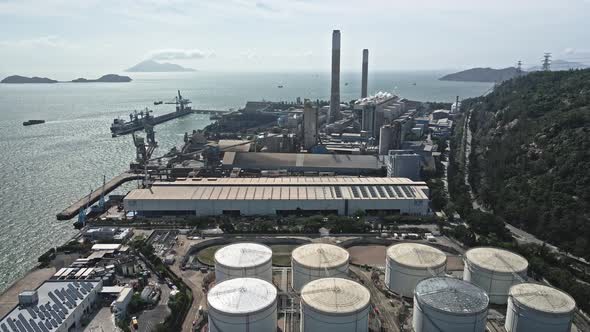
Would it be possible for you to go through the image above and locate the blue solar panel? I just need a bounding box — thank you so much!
[6,318,17,332]
[14,319,25,332]
[43,320,51,330]
[0,323,8,332]
[17,313,33,332]
[25,308,36,320]
[37,321,48,332]
[28,319,41,332]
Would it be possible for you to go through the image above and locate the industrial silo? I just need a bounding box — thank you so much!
[378,125,395,155]
[464,247,528,304]
[413,277,489,332]
[385,243,447,297]
[214,243,273,283]
[207,277,277,332]
[291,243,349,292]
[505,283,576,332]
[300,278,371,332]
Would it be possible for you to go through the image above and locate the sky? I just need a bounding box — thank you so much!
[1,0,590,77]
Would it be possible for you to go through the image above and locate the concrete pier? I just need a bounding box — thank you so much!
[56,172,142,220]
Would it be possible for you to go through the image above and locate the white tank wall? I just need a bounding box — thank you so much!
[505,296,574,332]
[292,260,349,292]
[412,295,488,332]
[215,260,273,283]
[385,259,446,298]
[463,263,525,304]
[301,302,370,332]
[208,297,277,332]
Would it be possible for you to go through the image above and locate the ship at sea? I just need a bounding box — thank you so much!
[110,90,194,137]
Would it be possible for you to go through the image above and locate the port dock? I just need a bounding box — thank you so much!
[56,172,142,220]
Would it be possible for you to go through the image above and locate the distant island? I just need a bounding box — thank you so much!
[1,75,58,84]
[126,59,196,72]
[71,74,132,83]
[1,74,132,84]
[440,67,519,83]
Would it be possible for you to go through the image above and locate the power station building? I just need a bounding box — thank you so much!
[221,152,382,176]
[124,177,431,217]
[386,150,422,180]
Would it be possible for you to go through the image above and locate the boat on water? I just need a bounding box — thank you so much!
[277,85,284,88]
[154,100,163,105]
[110,90,194,137]
[23,120,45,126]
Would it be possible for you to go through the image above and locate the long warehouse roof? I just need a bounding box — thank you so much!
[154,176,424,186]
[222,152,381,170]
[127,177,429,201]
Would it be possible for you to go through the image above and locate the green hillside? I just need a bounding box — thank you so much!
[466,69,590,259]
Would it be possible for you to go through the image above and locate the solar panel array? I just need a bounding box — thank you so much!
[0,282,98,332]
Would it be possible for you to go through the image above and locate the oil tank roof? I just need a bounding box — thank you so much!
[466,247,528,273]
[301,278,370,314]
[510,283,576,314]
[387,243,446,269]
[292,243,349,269]
[415,277,489,314]
[208,278,277,314]
[214,243,272,268]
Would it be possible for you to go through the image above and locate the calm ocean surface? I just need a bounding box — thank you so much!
[0,71,492,292]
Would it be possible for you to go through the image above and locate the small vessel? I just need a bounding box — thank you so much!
[23,120,45,126]
[277,85,284,88]
[154,100,163,105]
[345,82,349,86]
[412,82,417,86]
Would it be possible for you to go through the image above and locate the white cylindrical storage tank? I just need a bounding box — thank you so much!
[413,277,489,332]
[207,277,277,332]
[291,243,349,292]
[385,243,447,297]
[464,247,528,304]
[214,243,273,283]
[505,283,576,332]
[301,278,371,332]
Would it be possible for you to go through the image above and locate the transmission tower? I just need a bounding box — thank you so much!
[542,53,552,71]
[516,60,523,76]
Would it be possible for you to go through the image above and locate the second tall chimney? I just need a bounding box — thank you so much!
[329,30,341,123]
[361,49,368,98]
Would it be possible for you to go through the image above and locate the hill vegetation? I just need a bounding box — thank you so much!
[440,67,519,82]
[1,74,131,83]
[1,75,57,83]
[464,69,590,259]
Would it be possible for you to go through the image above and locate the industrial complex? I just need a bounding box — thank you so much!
[2,28,586,332]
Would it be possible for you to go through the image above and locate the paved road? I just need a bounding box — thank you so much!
[138,283,171,332]
[350,266,400,332]
[169,235,207,332]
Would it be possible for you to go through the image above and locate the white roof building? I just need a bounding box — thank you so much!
[124,177,430,217]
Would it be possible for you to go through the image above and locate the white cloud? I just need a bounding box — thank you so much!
[0,35,74,49]
[147,49,213,60]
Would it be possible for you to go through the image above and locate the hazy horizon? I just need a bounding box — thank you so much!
[1,0,590,76]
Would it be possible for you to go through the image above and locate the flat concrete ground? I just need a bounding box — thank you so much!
[348,245,387,266]
[0,267,56,318]
[81,307,118,332]
[446,255,464,271]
